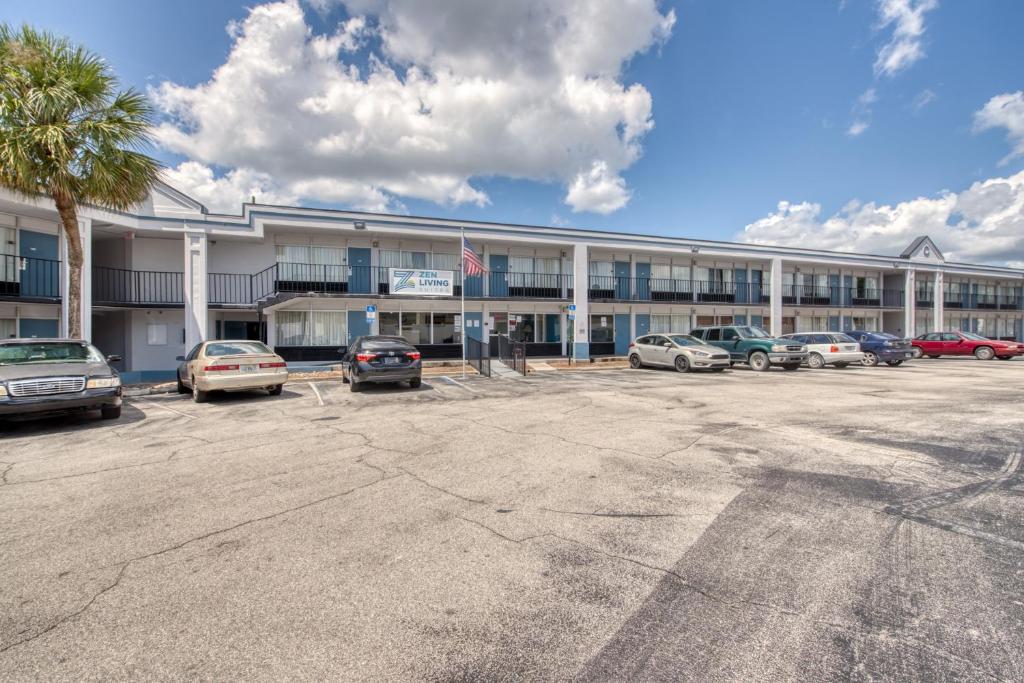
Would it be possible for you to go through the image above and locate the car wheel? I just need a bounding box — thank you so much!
[409,377,422,388]
[629,354,642,369]
[782,363,801,371]
[974,346,995,361]
[749,351,770,372]
[910,347,924,359]
[268,384,283,396]
[191,378,208,403]
[807,352,825,369]
[862,351,879,367]
[886,360,903,367]
[100,405,122,420]
[674,355,691,373]
[176,375,188,394]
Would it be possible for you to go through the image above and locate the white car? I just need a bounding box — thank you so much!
[781,332,863,369]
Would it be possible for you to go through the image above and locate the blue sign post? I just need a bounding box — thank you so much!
[568,304,576,320]
[366,304,377,324]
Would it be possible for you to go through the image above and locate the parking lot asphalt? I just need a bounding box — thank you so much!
[1,358,1023,681]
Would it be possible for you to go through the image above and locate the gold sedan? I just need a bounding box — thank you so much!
[176,340,288,403]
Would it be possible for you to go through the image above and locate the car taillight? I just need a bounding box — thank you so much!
[406,351,421,360]
[628,342,636,348]
[204,364,239,371]
[830,345,839,353]
[259,361,286,368]
[356,353,377,362]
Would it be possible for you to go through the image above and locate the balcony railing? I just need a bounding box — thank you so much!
[209,272,252,305]
[93,266,183,305]
[0,255,61,299]
[587,277,771,304]
[782,285,904,308]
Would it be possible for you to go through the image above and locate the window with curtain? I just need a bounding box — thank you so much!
[851,316,877,331]
[651,264,691,293]
[589,261,613,288]
[782,272,795,296]
[916,278,933,300]
[651,314,690,334]
[275,310,347,346]
[536,315,561,342]
[275,245,347,282]
[0,318,15,339]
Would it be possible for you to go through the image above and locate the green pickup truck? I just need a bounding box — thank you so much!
[691,325,808,371]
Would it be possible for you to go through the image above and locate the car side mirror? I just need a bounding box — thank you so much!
[106,354,122,363]
[733,339,741,346]
[175,355,185,362]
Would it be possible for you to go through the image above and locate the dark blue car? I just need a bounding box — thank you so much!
[845,330,915,367]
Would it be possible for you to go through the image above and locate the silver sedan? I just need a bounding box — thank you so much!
[628,333,732,372]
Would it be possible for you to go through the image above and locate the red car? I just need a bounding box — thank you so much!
[911,331,1024,361]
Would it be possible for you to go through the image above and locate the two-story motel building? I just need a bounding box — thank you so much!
[2,183,1022,382]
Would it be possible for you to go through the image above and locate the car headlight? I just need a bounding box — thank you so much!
[86,376,121,389]
[0,384,7,398]
[771,344,789,352]
[692,350,710,357]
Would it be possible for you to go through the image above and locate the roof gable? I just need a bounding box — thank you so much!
[900,236,944,263]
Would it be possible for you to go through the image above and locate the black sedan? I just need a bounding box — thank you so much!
[341,336,422,392]
[0,339,123,420]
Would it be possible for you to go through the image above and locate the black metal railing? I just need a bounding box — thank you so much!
[466,336,491,377]
[92,266,183,305]
[209,272,252,305]
[0,255,61,299]
[496,333,527,375]
[587,277,771,304]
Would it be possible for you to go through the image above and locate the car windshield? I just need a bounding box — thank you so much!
[871,332,899,339]
[669,335,702,346]
[736,326,772,338]
[205,341,272,356]
[0,342,105,365]
[833,333,856,343]
[960,332,990,341]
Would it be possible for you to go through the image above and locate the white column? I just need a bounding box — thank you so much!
[265,311,276,348]
[559,310,567,356]
[933,271,944,333]
[572,243,590,359]
[769,257,783,337]
[183,230,209,349]
[903,269,916,337]
[60,217,92,339]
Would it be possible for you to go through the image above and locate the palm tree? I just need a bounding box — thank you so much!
[0,24,160,338]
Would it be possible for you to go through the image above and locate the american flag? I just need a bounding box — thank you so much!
[462,237,486,277]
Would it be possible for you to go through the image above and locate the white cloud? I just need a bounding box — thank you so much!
[161,162,298,213]
[152,0,675,214]
[973,91,1024,165]
[738,171,1024,267]
[847,88,877,137]
[911,87,936,111]
[873,0,938,78]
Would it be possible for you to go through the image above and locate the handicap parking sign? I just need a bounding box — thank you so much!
[366,304,377,321]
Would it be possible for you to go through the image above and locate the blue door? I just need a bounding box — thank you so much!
[19,318,58,338]
[348,248,371,294]
[635,313,650,338]
[614,314,631,355]
[829,274,840,306]
[543,313,561,343]
[465,312,484,342]
[614,261,631,300]
[19,230,59,298]
[751,314,763,328]
[490,255,508,297]
[828,316,840,331]
[841,315,852,331]
[735,268,748,304]
[750,270,762,303]
[347,310,370,344]
[733,314,747,325]
[636,263,651,301]
[843,275,853,306]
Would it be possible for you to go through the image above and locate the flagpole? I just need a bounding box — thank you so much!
[461,227,467,379]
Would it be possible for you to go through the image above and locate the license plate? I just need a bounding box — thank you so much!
[242,365,257,373]
[844,346,856,351]
[384,357,400,365]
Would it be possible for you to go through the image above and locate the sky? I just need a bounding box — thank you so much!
[2,0,1023,266]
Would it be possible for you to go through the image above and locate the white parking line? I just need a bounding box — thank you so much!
[134,398,196,419]
[308,382,326,406]
[439,376,477,393]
